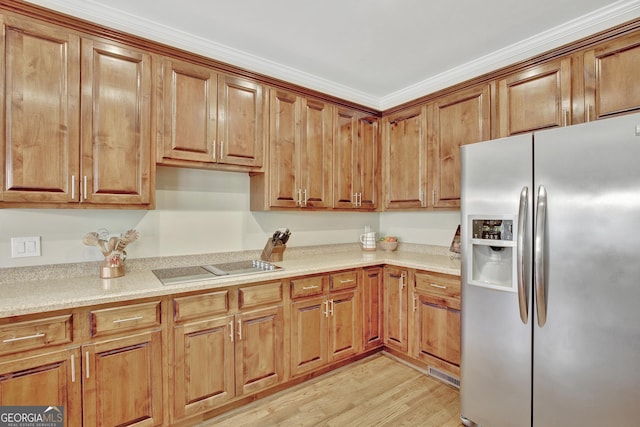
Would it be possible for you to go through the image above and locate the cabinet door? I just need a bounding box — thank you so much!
[81,39,152,205]
[333,110,378,210]
[356,116,378,210]
[429,84,491,208]
[300,98,332,208]
[415,295,461,366]
[383,106,427,209]
[0,348,81,427]
[497,58,572,137]
[218,74,264,167]
[333,108,357,208]
[235,306,284,396]
[160,58,217,163]
[328,289,360,361]
[0,15,80,204]
[290,296,328,376]
[173,315,235,419]
[362,267,383,350]
[584,32,640,121]
[83,331,163,427]
[383,267,409,353]
[269,89,300,208]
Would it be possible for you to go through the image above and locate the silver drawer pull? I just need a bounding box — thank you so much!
[302,285,319,290]
[339,279,354,284]
[3,332,45,343]
[113,316,144,324]
[430,283,447,289]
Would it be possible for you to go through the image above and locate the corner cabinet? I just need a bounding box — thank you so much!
[0,14,154,208]
[157,57,264,170]
[381,106,427,209]
[333,108,378,210]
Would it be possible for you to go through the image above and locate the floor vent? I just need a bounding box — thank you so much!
[427,366,460,389]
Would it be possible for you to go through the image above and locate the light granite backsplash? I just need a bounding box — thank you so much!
[0,243,455,285]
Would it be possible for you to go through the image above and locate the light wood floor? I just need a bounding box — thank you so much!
[198,353,464,427]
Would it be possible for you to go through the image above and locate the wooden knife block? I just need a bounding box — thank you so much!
[261,239,286,262]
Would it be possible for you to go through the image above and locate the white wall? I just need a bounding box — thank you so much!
[0,167,459,268]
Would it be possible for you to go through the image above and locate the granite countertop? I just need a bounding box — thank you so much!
[0,243,460,318]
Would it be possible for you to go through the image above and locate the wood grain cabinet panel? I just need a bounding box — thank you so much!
[333,109,378,210]
[253,89,332,210]
[382,106,427,209]
[412,271,461,374]
[0,347,82,427]
[362,267,383,350]
[428,84,491,208]
[81,38,152,205]
[83,330,164,427]
[173,315,235,419]
[0,14,80,204]
[383,266,409,352]
[583,32,640,120]
[160,58,217,163]
[235,305,285,396]
[158,58,264,170]
[497,58,572,137]
[291,296,328,376]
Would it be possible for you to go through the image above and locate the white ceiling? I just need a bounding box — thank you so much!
[25,0,640,109]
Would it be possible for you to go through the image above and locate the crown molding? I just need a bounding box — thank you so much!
[380,0,640,110]
[22,0,640,110]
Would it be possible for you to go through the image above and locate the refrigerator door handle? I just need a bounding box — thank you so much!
[517,186,529,324]
[535,185,548,327]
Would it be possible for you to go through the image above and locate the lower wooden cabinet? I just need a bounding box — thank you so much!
[173,315,235,419]
[362,267,383,350]
[234,305,285,396]
[383,266,409,352]
[83,330,164,427]
[414,296,461,365]
[172,284,285,422]
[412,271,461,372]
[290,271,360,377]
[0,347,82,427]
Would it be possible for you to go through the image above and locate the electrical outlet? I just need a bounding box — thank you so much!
[11,236,41,258]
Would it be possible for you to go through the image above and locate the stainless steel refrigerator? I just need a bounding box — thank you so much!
[459,112,640,427]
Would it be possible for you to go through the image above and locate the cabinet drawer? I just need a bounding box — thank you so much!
[90,301,161,337]
[238,281,282,309]
[0,314,73,355]
[290,276,325,299]
[330,270,358,291]
[414,271,461,309]
[174,290,229,323]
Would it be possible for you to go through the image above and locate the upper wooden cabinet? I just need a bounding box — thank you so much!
[382,106,428,210]
[583,31,640,121]
[0,14,154,208]
[497,58,573,137]
[0,15,80,204]
[81,38,153,206]
[158,58,264,170]
[333,108,378,210]
[251,89,332,209]
[427,84,492,208]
